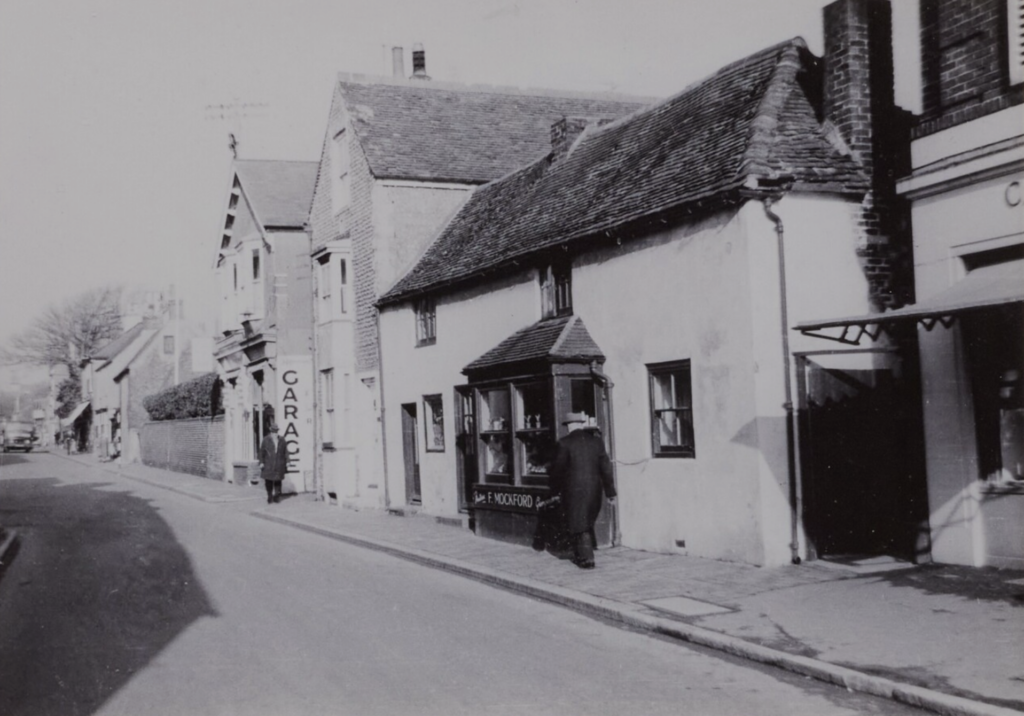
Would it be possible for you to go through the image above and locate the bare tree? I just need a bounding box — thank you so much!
[0,286,124,375]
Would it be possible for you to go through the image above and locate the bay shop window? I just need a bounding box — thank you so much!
[459,371,603,491]
[455,314,614,545]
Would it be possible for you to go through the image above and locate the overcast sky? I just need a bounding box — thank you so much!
[0,0,921,384]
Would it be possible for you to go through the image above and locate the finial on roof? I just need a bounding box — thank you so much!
[229,133,239,159]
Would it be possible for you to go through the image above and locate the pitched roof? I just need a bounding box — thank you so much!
[235,160,318,227]
[380,39,870,306]
[337,77,652,184]
[90,322,147,362]
[462,315,604,376]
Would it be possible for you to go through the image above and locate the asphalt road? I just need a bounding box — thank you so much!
[0,452,927,716]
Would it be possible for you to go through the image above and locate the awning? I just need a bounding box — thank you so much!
[61,401,91,428]
[797,259,1024,345]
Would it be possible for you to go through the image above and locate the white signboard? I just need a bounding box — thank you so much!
[277,355,314,484]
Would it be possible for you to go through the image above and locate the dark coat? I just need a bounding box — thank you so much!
[259,433,288,482]
[549,429,616,535]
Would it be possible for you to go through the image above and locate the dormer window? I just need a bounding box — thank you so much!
[331,129,351,214]
[541,261,572,318]
[416,297,436,346]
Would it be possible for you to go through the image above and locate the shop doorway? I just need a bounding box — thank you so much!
[797,350,927,561]
[454,387,478,512]
[401,403,421,504]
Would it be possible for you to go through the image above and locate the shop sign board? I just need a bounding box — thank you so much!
[277,355,313,476]
[471,484,551,514]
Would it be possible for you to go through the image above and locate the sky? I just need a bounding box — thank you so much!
[0,0,921,385]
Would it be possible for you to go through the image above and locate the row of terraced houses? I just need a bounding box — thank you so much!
[195,0,1024,569]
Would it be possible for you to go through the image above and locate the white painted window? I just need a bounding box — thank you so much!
[318,256,331,305]
[423,394,444,452]
[322,369,335,445]
[339,258,349,315]
[648,360,695,458]
[540,261,572,319]
[416,297,436,346]
[1010,0,1024,85]
[341,373,351,446]
[331,129,351,214]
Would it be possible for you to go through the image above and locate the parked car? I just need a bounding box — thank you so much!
[2,421,36,452]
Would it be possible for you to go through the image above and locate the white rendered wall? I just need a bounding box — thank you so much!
[909,165,1024,567]
[380,272,540,513]
[380,196,882,566]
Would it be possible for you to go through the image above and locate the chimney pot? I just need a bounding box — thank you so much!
[411,43,430,80]
[392,46,405,79]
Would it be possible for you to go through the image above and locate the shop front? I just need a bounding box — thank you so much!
[797,257,1024,566]
[455,316,617,547]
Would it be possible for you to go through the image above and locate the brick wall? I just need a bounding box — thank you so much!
[823,0,914,310]
[140,415,225,480]
[308,82,385,373]
[917,0,1024,136]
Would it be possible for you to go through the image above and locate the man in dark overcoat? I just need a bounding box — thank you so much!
[259,422,288,504]
[549,412,616,568]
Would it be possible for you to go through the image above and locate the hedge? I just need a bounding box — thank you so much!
[143,372,223,421]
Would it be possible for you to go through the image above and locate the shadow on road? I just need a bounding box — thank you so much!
[0,453,35,467]
[0,477,217,716]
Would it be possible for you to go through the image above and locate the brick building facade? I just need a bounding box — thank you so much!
[800,0,1024,567]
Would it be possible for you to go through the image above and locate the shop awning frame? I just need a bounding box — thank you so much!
[61,401,91,427]
[795,259,1024,345]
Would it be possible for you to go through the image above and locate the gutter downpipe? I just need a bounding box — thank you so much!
[762,197,802,565]
[589,362,620,546]
[376,307,391,511]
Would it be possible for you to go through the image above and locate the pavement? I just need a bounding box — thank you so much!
[6,451,1024,716]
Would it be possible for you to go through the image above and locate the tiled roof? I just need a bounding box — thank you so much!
[90,322,146,361]
[463,316,604,375]
[338,77,652,184]
[235,160,318,227]
[380,39,870,306]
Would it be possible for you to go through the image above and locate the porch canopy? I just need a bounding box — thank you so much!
[462,315,604,382]
[61,401,91,428]
[796,259,1024,345]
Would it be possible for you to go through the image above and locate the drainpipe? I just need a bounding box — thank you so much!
[589,362,620,546]
[762,198,802,565]
[376,308,391,511]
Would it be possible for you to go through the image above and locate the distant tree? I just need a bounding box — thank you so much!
[55,379,81,419]
[0,286,124,376]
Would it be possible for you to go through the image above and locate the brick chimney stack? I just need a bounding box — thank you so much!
[392,46,405,79]
[550,116,614,163]
[411,43,430,80]
[822,0,912,310]
[822,0,895,179]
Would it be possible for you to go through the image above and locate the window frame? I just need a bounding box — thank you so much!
[338,258,349,315]
[415,296,437,346]
[318,255,331,304]
[331,129,351,214]
[321,369,335,447]
[647,359,695,458]
[252,247,261,282]
[540,261,573,318]
[423,394,445,452]
[163,335,175,355]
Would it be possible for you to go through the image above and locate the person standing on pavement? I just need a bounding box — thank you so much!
[259,423,287,504]
[549,412,616,569]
